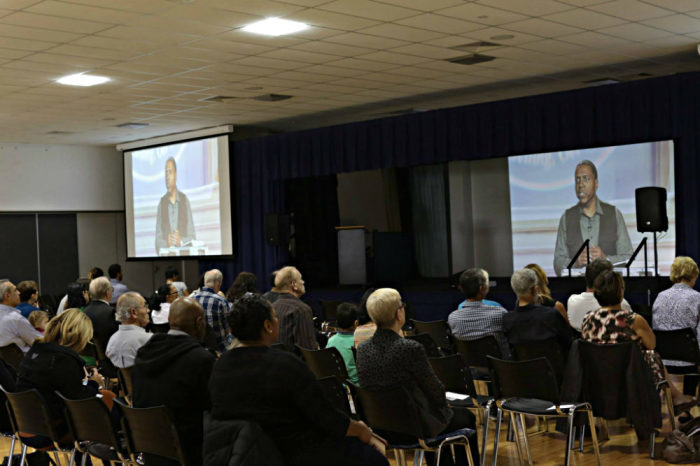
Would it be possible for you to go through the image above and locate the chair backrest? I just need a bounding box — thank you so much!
[270,342,296,354]
[511,337,566,386]
[56,391,123,453]
[317,376,351,416]
[348,382,423,440]
[80,341,99,366]
[487,356,560,404]
[654,328,700,365]
[115,399,187,465]
[428,354,478,397]
[0,345,24,372]
[410,320,454,353]
[406,333,441,358]
[0,386,61,440]
[454,335,503,369]
[298,346,349,381]
[320,300,343,322]
[118,367,133,401]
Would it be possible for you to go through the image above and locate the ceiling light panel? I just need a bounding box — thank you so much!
[242,17,309,36]
[56,73,110,86]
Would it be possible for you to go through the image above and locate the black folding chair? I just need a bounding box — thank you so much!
[118,368,133,405]
[511,338,566,387]
[115,399,187,466]
[429,354,493,466]
[79,341,99,369]
[410,319,455,354]
[317,376,351,417]
[454,335,503,379]
[0,345,24,372]
[348,382,476,466]
[406,333,441,358]
[0,386,78,466]
[654,328,700,395]
[56,391,132,465]
[487,356,601,466]
[297,346,349,381]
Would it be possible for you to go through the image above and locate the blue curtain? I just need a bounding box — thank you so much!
[203,72,700,288]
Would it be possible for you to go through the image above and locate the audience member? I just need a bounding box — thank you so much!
[132,297,215,466]
[567,258,632,331]
[16,280,40,318]
[261,269,282,304]
[504,268,572,356]
[354,288,377,348]
[524,263,568,323]
[326,302,359,384]
[582,270,696,412]
[0,281,42,352]
[151,283,178,329]
[66,280,90,310]
[28,310,49,334]
[357,288,478,465]
[108,264,129,305]
[89,267,104,279]
[15,309,112,459]
[271,266,318,350]
[652,256,700,396]
[448,268,510,358]
[226,271,259,302]
[191,269,232,352]
[83,277,118,351]
[165,266,189,297]
[106,292,152,369]
[209,294,387,466]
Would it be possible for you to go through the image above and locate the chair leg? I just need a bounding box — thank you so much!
[586,410,602,466]
[464,442,475,466]
[564,411,575,466]
[492,409,503,466]
[481,404,490,466]
[396,448,407,466]
[578,425,585,452]
[18,444,27,466]
[506,413,514,442]
[7,435,15,466]
[649,431,656,459]
[510,413,524,466]
[663,385,676,430]
[413,449,424,466]
[518,414,533,466]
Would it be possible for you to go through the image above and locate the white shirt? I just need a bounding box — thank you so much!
[56,294,68,315]
[106,324,153,368]
[0,304,42,352]
[151,302,170,325]
[567,291,632,331]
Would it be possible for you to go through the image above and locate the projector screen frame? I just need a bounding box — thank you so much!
[121,131,236,261]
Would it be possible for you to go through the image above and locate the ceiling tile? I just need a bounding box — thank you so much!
[587,0,675,20]
[641,13,700,33]
[463,26,543,44]
[544,8,627,29]
[319,0,420,21]
[356,50,433,65]
[24,1,141,24]
[285,8,380,31]
[126,15,228,37]
[0,47,33,59]
[644,34,697,46]
[396,13,484,34]
[477,0,575,15]
[49,44,141,61]
[326,57,397,71]
[210,0,304,16]
[0,23,80,42]
[259,48,341,64]
[0,0,42,9]
[388,43,468,60]
[357,23,445,41]
[374,0,463,10]
[322,32,409,49]
[289,40,375,57]
[358,72,420,84]
[187,38,275,55]
[232,56,305,70]
[0,11,111,34]
[158,5,257,28]
[519,39,588,54]
[0,37,57,51]
[435,3,529,26]
[97,26,199,46]
[641,0,699,13]
[293,64,367,77]
[597,22,674,41]
[556,0,616,6]
[560,30,636,47]
[505,18,583,37]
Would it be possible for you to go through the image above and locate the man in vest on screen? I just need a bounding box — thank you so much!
[553,160,633,276]
[155,157,196,254]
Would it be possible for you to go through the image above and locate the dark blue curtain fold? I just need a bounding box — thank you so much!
[203,72,700,289]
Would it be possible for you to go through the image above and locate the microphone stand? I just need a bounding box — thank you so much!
[625,237,648,277]
[566,239,590,277]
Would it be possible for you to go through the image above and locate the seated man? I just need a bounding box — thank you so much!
[325,302,359,384]
[0,281,42,352]
[132,298,215,466]
[448,268,510,358]
[16,280,41,318]
[106,292,153,368]
[271,266,318,350]
[505,268,572,357]
[567,258,632,332]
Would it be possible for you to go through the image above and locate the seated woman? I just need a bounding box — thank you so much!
[150,283,178,333]
[525,263,569,324]
[209,294,388,466]
[356,288,478,465]
[65,281,90,310]
[582,270,697,413]
[15,309,115,463]
[652,256,700,398]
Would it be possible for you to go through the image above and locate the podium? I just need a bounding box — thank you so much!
[336,226,366,285]
[158,241,208,257]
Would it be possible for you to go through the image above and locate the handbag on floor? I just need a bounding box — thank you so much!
[661,416,700,463]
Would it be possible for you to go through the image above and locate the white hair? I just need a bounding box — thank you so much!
[89,277,111,300]
[115,292,143,322]
[204,269,223,287]
[510,269,538,296]
[0,281,13,301]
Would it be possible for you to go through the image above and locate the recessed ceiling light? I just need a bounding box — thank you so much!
[242,17,309,36]
[56,73,110,87]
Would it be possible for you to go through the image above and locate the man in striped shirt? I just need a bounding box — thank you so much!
[191,269,232,353]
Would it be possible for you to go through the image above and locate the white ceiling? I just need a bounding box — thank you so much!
[0,0,699,145]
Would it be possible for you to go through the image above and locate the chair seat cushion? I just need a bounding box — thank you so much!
[388,428,477,449]
[501,397,576,415]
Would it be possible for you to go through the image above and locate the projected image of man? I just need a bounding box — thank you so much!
[155,157,195,252]
[553,160,633,276]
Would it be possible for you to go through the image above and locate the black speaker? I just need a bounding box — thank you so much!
[265,213,290,246]
[635,187,668,232]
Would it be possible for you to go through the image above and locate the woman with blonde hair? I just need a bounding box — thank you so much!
[525,263,569,323]
[16,309,111,454]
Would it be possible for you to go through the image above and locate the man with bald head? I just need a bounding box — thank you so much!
[106,292,152,368]
[271,266,318,350]
[132,297,215,466]
[190,269,232,352]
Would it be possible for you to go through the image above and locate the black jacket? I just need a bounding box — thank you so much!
[132,333,215,466]
[16,342,99,423]
[203,416,284,466]
[0,359,17,433]
[504,303,572,356]
[83,300,118,350]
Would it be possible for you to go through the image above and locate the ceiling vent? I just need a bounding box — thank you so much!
[117,122,150,129]
[200,95,237,103]
[450,41,501,52]
[253,93,293,102]
[45,130,73,135]
[447,54,496,66]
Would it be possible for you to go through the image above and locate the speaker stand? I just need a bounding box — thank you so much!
[653,231,659,277]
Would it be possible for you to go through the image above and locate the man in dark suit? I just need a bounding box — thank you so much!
[83,276,118,362]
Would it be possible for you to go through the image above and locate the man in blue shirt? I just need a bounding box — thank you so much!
[191,269,232,353]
